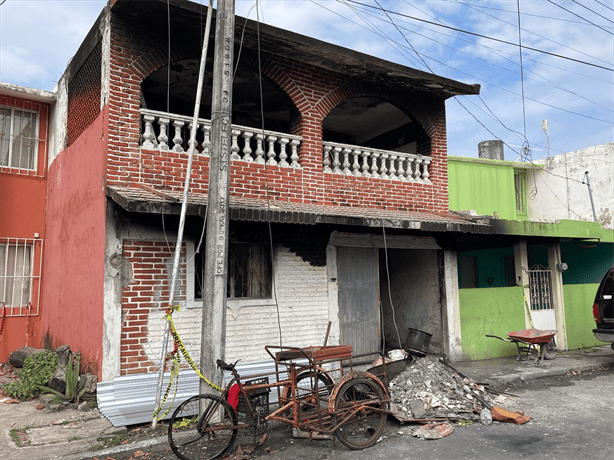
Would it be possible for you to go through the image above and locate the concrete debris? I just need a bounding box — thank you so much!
[389,356,502,421]
[412,421,454,440]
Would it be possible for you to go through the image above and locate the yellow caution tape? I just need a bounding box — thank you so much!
[168,315,223,392]
[151,305,222,422]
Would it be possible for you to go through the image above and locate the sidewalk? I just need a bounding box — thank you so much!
[1,345,613,460]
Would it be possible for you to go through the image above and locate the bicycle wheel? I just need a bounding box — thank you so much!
[168,394,237,460]
[280,369,334,413]
[332,376,388,450]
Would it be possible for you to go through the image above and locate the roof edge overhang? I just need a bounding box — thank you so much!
[0,82,55,103]
[106,185,491,235]
[109,0,480,99]
[489,218,614,242]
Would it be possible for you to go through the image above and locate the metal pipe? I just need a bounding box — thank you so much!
[584,171,598,222]
[151,0,214,429]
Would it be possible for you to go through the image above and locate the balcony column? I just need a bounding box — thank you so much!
[142,115,156,149]
[396,156,406,181]
[332,147,342,174]
[422,158,431,183]
[278,137,289,167]
[352,150,361,176]
[157,117,170,151]
[370,152,380,178]
[200,123,211,156]
[255,133,265,164]
[266,135,278,166]
[388,154,397,180]
[379,153,389,179]
[241,131,253,162]
[171,120,185,153]
[290,139,301,168]
[342,148,352,175]
[361,151,371,177]
[230,129,241,160]
[323,144,332,173]
[413,157,423,182]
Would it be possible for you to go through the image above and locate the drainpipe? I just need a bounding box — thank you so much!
[583,171,598,222]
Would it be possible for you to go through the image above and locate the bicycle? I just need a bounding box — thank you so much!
[167,345,391,460]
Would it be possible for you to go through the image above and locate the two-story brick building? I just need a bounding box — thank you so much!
[36,0,492,396]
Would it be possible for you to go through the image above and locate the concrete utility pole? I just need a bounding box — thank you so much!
[200,0,235,394]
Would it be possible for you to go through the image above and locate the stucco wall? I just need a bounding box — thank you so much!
[529,143,613,229]
[448,157,520,220]
[42,107,108,378]
[563,284,603,349]
[459,287,527,360]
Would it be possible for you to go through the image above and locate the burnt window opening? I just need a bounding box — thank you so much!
[194,242,272,300]
[504,256,516,287]
[140,57,298,134]
[322,97,429,154]
[458,256,478,289]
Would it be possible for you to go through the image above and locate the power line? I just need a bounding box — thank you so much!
[443,0,614,67]
[392,1,614,91]
[595,0,614,13]
[571,0,614,24]
[342,0,614,71]
[448,0,614,28]
[347,1,613,115]
[547,0,614,35]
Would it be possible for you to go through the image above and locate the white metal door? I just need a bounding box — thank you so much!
[528,265,557,330]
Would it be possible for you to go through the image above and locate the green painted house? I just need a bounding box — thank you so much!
[448,155,613,360]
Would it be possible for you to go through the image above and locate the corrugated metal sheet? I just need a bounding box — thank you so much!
[97,360,291,427]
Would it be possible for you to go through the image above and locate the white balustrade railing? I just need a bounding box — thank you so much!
[323,141,432,183]
[141,109,302,168]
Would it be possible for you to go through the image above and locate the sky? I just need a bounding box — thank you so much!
[1,0,612,161]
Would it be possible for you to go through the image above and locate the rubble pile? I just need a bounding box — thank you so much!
[389,356,502,421]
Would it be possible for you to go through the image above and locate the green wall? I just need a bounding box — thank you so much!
[563,284,603,349]
[448,157,524,220]
[561,242,614,284]
[459,287,527,360]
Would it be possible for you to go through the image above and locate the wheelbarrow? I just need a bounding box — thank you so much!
[486,328,557,364]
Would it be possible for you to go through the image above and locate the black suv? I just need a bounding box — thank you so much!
[593,265,614,348]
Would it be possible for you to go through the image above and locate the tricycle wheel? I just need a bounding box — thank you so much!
[332,376,388,450]
[542,339,557,360]
[168,394,237,460]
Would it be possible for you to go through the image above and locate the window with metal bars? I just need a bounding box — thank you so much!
[1,238,42,316]
[0,106,38,170]
[514,170,527,215]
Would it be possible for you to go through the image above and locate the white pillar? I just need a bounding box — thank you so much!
[514,237,532,328]
[548,240,568,350]
[442,248,463,362]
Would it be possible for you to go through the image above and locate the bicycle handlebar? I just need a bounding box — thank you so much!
[216,359,239,372]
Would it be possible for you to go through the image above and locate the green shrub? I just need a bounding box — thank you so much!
[3,351,58,400]
[39,353,87,404]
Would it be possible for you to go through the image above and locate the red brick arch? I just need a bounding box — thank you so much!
[315,81,441,141]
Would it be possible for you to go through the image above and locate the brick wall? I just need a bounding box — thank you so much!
[121,241,329,374]
[121,240,186,374]
[105,16,450,214]
[66,40,102,148]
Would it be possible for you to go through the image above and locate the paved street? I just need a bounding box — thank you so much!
[84,367,614,460]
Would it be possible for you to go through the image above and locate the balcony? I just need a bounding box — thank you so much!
[140,109,432,183]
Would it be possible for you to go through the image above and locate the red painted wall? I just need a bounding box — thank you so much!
[41,106,108,378]
[0,95,49,361]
